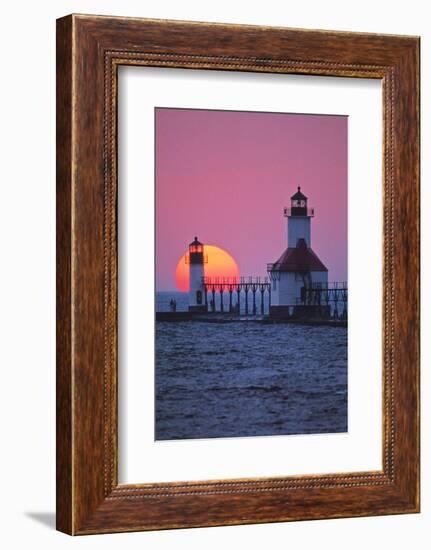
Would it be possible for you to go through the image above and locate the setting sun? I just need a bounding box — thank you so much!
[175,245,240,292]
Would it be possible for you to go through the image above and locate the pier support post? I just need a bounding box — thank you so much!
[197,279,272,317]
[245,288,248,316]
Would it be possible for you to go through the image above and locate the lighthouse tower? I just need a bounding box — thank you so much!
[268,187,328,318]
[187,237,208,312]
[286,187,312,247]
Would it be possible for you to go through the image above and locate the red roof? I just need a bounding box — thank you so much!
[270,238,328,272]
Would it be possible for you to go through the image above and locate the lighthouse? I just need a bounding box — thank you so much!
[267,187,329,318]
[187,237,208,312]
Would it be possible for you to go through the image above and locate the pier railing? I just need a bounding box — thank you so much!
[298,281,348,319]
[199,277,347,319]
[202,276,271,315]
[203,276,270,287]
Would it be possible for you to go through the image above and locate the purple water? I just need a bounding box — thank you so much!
[155,293,347,440]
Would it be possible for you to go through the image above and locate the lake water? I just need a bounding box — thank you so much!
[155,292,347,440]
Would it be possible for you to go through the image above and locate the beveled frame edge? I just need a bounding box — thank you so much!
[56,14,420,535]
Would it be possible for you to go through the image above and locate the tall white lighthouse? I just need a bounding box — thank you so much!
[187,237,208,312]
[268,187,328,318]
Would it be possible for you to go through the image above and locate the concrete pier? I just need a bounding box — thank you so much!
[155,310,346,327]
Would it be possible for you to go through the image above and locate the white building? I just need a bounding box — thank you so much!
[268,187,328,318]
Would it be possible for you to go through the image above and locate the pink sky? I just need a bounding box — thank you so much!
[155,108,347,291]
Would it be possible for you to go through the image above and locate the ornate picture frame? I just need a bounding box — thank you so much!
[56,14,420,534]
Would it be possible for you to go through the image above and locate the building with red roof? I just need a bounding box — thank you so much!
[267,188,329,317]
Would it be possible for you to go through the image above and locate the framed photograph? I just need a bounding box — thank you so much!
[56,14,420,534]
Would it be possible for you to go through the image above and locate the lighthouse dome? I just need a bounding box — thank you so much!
[290,186,307,201]
[189,236,202,247]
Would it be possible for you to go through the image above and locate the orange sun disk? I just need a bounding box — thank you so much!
[175,245,240,292]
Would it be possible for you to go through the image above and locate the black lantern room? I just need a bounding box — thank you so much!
[188,236,204,264]
[290,186,308,216]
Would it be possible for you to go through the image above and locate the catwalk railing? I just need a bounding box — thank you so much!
[297,281,348,319]
[202,276,271,315]
[200,277,348,318]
